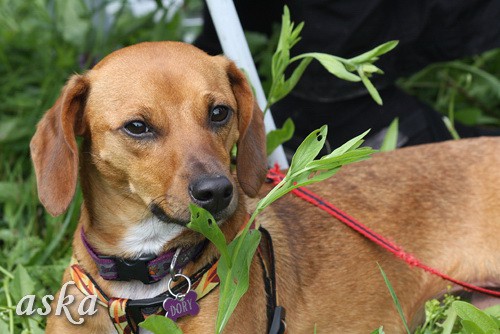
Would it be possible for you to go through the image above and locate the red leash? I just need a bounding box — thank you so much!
[266,165,500,298]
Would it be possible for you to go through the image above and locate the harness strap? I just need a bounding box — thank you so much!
[241,217,286,333]
[258,227,286,334]
[267,166,500,298]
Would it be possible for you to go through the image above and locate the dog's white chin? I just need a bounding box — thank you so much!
[118,216,186,257]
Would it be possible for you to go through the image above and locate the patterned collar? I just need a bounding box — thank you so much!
[70,258,219,334]
[80,227,207,284]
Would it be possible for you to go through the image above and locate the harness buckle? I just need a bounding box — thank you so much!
[112,253,156,284]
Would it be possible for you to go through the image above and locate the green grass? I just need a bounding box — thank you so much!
[0,1,498,333]
[0,1,199,331]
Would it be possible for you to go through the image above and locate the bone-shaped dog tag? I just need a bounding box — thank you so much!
[163,290,200,321]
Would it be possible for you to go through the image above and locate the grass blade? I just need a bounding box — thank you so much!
[380,118,399,152]
[377,263,411,334]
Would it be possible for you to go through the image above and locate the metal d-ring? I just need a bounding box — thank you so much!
[167,273,192,299]
[169,247,182,282]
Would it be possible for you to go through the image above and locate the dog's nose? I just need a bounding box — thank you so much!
[189,175,233,214]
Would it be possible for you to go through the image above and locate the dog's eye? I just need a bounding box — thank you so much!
[123,121,152,138]
[210,106,231,124]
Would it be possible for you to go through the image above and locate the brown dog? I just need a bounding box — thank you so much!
[31,41,499,333]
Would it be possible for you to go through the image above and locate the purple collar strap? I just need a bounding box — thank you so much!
[80,228,206,284]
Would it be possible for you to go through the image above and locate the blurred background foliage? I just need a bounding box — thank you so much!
[399,50,500,127]
[0,0,498,332]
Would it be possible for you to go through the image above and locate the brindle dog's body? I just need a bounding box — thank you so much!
[30,42,499,333]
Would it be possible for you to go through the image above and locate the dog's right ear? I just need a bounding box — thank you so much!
[30,75,88,216]
[222,60,268,198]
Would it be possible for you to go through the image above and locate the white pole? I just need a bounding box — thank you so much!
[205,0,289,168]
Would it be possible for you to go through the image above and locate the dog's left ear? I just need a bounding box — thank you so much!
[225,61,267,197]
[30,75,89,216]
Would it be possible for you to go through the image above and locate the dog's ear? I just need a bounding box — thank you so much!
[30,75,88,216]
[225,61,267,197]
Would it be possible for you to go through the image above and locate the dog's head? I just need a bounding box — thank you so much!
[30,42,267,231]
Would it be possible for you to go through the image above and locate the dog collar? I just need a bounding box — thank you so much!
[73,225,283,334]
[70,258,219,334]
[80,228,207,284]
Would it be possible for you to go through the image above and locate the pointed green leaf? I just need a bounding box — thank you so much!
[359,71,383,105]
[370,326,385,334]
[485,304,500,319]
[266,118,295,155]
[216,229,261,333]
[289,22,304,48]
[453,301,499,333]
[288,125,328,175]
[329,130,371,157]
[306,148,374,171]
[461,320,487,334]
[380,118,399,152]
[441,306,458,334]
[11,264,35,302]
[293,168,341,188]
[349,41,399,64]
[139,315,183,334]
[378,264,411,334]
[270,57,312,105]
[361,64,384,74]
[296,53,360,82]
[280,57,312,97]
[187,204,230,266]
[271,50,283,80]
[484,304,500,329]
[442,116,461,140]
[276,6,292,54]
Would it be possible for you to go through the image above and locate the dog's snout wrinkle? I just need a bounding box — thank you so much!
[189,175,233,214]
[150,202,189,226]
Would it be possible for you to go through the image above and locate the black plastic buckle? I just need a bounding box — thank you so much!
[112,253,156,284]
[126,296,166,334]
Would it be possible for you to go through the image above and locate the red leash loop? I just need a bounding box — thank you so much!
[266,165,500,298]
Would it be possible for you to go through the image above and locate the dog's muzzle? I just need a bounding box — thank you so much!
[188,174,234,215]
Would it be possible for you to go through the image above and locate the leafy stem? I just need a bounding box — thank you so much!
[264,6,398,151]
[187,125,375,334]
[264,6,398,112]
